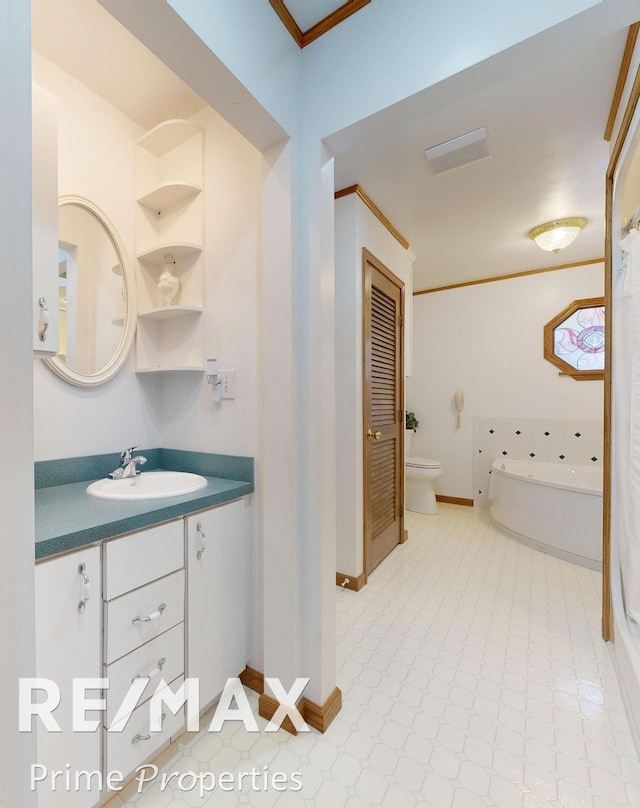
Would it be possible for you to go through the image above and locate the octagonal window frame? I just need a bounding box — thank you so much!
[543,296,605,381]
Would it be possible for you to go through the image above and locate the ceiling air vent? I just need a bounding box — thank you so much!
[424,126,490,174]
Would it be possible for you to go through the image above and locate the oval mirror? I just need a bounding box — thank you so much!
[44,196,136,387]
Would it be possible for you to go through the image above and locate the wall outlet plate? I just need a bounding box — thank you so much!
[220,369,236,399]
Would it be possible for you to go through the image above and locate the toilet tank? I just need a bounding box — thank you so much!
[405,429,413,459]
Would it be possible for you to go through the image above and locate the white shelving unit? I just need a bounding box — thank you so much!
[134,119,205,374]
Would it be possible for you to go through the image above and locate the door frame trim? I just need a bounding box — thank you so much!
[602,59,640,640]
[362,248,405,578]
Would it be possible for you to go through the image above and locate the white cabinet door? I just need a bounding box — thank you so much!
[186,499,247,709]
[35,546,101,808]
[32,83,60,356]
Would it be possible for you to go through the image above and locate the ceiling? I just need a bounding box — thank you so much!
[32,0,205,131]
[33,0,627,293]
[269,0,371,47]
[334,30,626,291]
[284,0,351,31]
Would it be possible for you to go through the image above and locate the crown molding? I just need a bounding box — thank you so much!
[413,257,604,296]
[335,184,410,249]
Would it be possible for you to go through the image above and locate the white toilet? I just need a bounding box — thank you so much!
[405,429,442,515]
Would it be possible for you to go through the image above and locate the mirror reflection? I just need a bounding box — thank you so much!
[57,203,126,375]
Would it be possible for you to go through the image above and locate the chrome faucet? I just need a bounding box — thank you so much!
[109,446,147,479]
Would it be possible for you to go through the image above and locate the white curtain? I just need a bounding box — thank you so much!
[617,228,640,628]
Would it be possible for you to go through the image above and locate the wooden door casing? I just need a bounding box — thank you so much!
[363,249,404,576]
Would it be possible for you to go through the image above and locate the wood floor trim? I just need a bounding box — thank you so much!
[239,665,264,695]
[336,571,367,591]
[257,683,343,735]
[436,495,474,507]
[414,258,604,296]
[302,687,343,733]
[258,693,300,735]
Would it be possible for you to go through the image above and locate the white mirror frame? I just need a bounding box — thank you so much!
[44,195,136,388]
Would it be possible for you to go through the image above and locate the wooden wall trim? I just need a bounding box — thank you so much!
[239,665,264,695]
[336,184,410,249]
[414,257,604,296]
[270,0,371,48]
[604,23,640,142]
[336,571,367,591]
[436,495,474,507]
[258,693,300,735]
[303,687,343,733]
[603,60,640,642]
[257,685,343,735]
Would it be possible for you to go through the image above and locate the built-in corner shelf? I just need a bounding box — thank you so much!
[134,118,205,376]
[136,243,202,266]
[138,305,203,321]
[111,316,124,326]
[137,119,202,158]
[136,366,205,375]
[137,182,202,215]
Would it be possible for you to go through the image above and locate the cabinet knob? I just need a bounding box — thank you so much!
[77,563,91,613]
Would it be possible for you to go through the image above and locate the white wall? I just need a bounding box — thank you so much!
[151,106,263,671]
[335,193,414,576]
[407,262,604,500]
[32,53,160,460]
[156,106,261,459]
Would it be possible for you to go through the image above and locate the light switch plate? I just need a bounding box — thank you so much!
[220,369,236,399]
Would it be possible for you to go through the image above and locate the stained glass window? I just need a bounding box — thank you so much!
[543,298,605,380]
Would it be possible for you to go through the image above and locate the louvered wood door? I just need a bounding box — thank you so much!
[363,249,404,575]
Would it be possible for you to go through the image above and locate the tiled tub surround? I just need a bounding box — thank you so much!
[34,449,253,559]
[474,417,603,507]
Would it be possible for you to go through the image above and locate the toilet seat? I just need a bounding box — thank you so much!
[406,456,441,470]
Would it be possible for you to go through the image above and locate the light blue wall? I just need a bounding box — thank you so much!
[0,0,37,805]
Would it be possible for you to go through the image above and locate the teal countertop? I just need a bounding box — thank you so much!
[35,450,254,560]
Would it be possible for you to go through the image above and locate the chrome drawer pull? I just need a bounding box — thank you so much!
[132,713,166,744]
[196,521,206,560]
[77,563,91,613]
[132,657,166,683]
[132,603,166,625]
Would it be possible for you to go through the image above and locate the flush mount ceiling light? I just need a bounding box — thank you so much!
[528,217,587,253]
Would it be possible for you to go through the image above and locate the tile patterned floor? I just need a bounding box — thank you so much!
[106,504,640,808]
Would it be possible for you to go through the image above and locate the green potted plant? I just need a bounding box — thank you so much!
[406,411,419,432]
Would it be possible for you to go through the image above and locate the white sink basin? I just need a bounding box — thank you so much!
[86,471,208,500]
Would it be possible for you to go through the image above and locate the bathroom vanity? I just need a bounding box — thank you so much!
[33,450,253,808]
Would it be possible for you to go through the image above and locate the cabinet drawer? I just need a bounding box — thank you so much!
[105,623,184,726]
[104,676,185,779]
[105,571,184,663]
[104,520,184,600]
